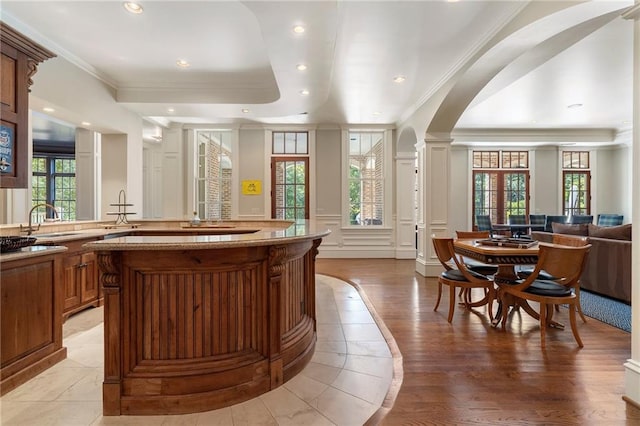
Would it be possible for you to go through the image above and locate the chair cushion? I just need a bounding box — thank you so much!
[588,223,632,241]
[442,269,490,282]
[552,222,589,236]
[518,267,556,281]
[524,280,573,297]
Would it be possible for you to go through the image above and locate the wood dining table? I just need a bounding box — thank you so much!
[453,238,558,328]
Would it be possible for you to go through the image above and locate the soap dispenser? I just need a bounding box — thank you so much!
[191,211,201,226]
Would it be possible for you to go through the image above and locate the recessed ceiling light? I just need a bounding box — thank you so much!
[293,25,305,34]
[123,2,143,14]
[300,89,310,96]
[241,108,250,113]
[393,75,406,83]
[296,64,307,71]
[176,59,190,68]
[43,107,55,113]
[81,121,91,126]
[567,103,583,109]
[167,108,175,113]
[373,111,381,116]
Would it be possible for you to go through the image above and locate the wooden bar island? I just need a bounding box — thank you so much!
[84,220,329,416]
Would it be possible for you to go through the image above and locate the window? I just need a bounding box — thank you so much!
[562,151,590,216]
[31,155,76,221]
[472,151,529,227]
[271,131,309,220]
[195,130,232,220]
[272,131,308,154]
[347,131,385,226]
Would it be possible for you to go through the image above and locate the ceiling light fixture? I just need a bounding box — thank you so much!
[393,75,406,83]
[123,2,143,14]
[293,25,305,34]
[81,121,91,126]
[296,64,307,71]
[373,111,381,116]
[176,59,190,68]
[167,108,175,113]
[300,89,310,95]
[242,108,250,113]
[43,107,55,113]
[567,103,583,109]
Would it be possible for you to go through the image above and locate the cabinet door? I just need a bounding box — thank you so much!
[63,253,81,311]
[80,251,98,304]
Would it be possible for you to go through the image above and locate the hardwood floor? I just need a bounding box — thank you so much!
[316,258,640,425]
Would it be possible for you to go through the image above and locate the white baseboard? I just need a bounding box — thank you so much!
[624,359,640,407]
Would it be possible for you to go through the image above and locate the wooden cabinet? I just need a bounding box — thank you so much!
[61,239,102,319]
[0,23,55,188]
[0,249,67,395]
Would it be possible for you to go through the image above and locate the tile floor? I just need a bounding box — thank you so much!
[0,275,395,426]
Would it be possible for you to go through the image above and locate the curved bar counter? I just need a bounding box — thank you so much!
[84,220,330,416]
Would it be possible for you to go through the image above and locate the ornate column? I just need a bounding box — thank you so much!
[623,1,640,408]
[415,135,452,277]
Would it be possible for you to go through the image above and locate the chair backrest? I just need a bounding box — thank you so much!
[552,234,588,247]
[597,214,623,227]
[475,215,493,231]
[568,215,593,225]
[432,237,456,270]
[532,243,591,287]
[529,214,546,225]
[544,215,568,232]
[508,215,527,225]
[456,230,490,239]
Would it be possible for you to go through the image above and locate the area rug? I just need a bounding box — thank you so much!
[578,290,631,332]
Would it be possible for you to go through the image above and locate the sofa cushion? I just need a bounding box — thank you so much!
[588,223,632,241]
[551,222,589,236]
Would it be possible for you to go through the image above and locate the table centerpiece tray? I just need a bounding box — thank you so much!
[477,238,538,248]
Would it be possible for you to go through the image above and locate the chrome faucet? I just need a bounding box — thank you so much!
[20,203,60,235]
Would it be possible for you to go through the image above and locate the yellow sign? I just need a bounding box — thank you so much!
[242,180,261,195]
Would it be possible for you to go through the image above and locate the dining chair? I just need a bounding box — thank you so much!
[544,215,568,232]
[498,242,591,348]
[568,215,593,225]
[432,237,495,323]
[475,215,493,232]
[529,214,546,232]
[507,214,528,237]
[596,214,623,226]
[455,230,498,303]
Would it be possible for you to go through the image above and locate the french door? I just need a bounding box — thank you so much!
[473,170,529,226]
[271,157,309,220]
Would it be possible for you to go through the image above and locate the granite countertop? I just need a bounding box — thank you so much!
[84,220,331,251]
[0,245,68,263]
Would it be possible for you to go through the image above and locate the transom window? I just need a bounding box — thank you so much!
[472,150,529,227]
[562,151,590,216]
[272,131,308,154]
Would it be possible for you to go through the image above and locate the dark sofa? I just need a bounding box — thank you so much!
[531,224,632,304]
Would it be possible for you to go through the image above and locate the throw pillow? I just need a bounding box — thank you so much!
[552,222,589,236]
[588,223,632,241]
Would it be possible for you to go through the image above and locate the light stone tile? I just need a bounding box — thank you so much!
[260,387,334,426]
[343,354,394,381]
[67,343,104,368]
[92,414,170,425]
[342,323,385,342]
[334,299,367,313]
[331,369,388,406]
[316,323,345,342]
[300,362,342,386]
[2,364,88,402]
[312,386,378,426]
[0,400,102,426]
[230,398,277,426]
[311,351,346,369]
[314,340,347,355]
[193,407,233,425]
[284,374,329,403]
[55,367,103,401]
[337,309,375,324]
[65,324,104,347]
[346,340,392,358]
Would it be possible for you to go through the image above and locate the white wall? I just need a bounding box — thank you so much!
[100,134,127,221]
[238,128,266,218]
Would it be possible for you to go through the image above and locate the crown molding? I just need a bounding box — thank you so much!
[452,128,616,143]
[622,3,640,20]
